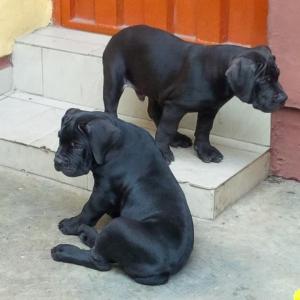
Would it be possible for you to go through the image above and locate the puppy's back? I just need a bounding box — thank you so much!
[116,117,194,270]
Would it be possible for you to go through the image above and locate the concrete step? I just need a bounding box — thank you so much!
[0,91,269,219]
[13,26,271,147]
[0,65,12,95]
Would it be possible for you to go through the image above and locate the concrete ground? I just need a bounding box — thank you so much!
[0,166,299,300]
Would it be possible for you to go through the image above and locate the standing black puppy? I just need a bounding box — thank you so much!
[103,25,287,163]
[51,109,194,285]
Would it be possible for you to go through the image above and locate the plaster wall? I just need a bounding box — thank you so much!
[0,0,52,57]
[271,108,300,180]
[269,0,300,180]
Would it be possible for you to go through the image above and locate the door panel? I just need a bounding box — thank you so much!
[123,0,144,26]
[55,0,267,45]
[228,0,268,45]
[143,0,169,30]
[73,0,95,21]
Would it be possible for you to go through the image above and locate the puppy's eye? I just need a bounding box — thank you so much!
[70,142,81,149]
[266,76,272,83]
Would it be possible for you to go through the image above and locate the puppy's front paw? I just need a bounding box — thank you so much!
[195,143,223,163]
[78,224,97,248]
[171,133,192,148]
[58,217,81,235]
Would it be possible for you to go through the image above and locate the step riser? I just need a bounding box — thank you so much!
[13,36,271,147]
[0,138,213,219]
[0,66,12,95]
[213,152,270,217]
[0,139,89,189]
[0,137,269,220]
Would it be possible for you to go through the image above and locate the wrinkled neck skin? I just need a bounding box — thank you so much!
[90,144,123,181]
[201,44,251,76]
[89,127,135,184]
[89,124,162,189]
[186,44,251,104]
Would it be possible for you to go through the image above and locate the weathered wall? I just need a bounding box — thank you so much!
[0,56,11,69]
[0,0,52,57]
[271,109,300,180]
[269,0,300,180]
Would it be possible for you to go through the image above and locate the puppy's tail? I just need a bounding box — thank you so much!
[132,272,169,286]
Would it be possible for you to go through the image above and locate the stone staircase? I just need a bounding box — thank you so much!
[0,26,271,219]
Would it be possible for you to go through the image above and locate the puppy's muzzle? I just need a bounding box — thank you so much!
[54,156,65,171]
[273,92,287,105]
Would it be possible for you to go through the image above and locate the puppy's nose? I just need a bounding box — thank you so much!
[275,92,288,104]
[54,156,64,170]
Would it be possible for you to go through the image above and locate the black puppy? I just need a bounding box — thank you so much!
[51,109,194,285]
[103,25,287,163]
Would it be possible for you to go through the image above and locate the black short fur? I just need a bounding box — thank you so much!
[51,109,194,285]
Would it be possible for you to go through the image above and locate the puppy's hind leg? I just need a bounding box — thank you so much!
[147,99,162,127]
[194,109,223,163]
[171,132,193,149]
[155,104,186,163]
[92,217,170,285]
[51,244,111,271]
[148,100,192,150]
[103,56,125,116]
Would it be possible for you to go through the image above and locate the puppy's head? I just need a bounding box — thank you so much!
[54,109,121,177]
[225,46,287,112]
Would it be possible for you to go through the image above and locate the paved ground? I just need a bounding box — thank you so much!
[0,166,299,300]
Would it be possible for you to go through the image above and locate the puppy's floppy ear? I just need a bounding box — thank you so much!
[83,118,121,165]
[225,57,256,103]
[61,108,81,128]
[255,46,276,63]
[65,108,80,116]
[257,45,272,53]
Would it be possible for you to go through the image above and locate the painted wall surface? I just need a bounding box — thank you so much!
[0,0,52,57]
[0,55,11,69]
[269,0,300,180]
[269,0,300,110]
[271,109,300,180]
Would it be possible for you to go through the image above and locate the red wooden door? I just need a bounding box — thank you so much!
[54,0,268,46]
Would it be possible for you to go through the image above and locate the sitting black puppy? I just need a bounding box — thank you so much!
[51,109,194,285]
[103,25,288,163]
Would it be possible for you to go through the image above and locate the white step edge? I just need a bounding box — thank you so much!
[16,26,109,58]
[0,92,270,219]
